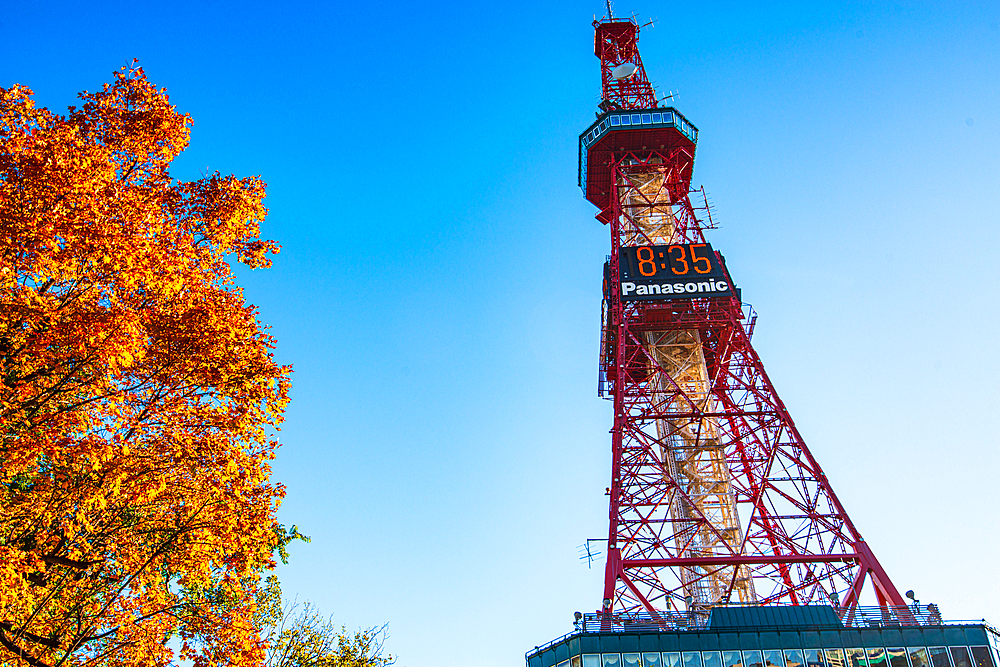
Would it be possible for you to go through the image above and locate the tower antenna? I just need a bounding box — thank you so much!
[605,0,613,20]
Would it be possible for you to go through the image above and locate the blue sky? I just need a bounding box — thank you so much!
[3,1,998,666]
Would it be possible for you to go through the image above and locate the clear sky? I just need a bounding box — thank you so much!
[3,1,998,666]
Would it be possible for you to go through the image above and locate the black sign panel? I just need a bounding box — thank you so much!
[618,243,732,301]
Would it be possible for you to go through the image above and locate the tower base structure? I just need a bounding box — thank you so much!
[527,607,1000,667]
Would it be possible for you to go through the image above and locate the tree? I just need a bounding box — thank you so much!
[0,62,292,666]
[255,578,395,667]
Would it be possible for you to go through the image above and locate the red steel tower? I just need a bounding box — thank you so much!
[582,17,906,620]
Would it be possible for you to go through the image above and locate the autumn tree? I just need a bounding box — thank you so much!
[0,62,292,666]
[255,578,395,667]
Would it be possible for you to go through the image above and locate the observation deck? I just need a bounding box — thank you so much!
[527,606,1000,667]
[578,107,699,213]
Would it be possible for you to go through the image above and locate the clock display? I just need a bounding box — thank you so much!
[618,242,732,301]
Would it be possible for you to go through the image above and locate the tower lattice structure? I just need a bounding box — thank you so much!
[581,17,906,620]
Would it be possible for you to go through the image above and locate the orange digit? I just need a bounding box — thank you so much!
[690,243,712,273]
[636,246,656,276]
[669,245,689,274]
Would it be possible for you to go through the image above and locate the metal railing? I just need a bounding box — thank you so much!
[566,606,988,633]
[838,604,947,628]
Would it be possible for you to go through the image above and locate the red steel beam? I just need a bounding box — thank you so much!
[623,554,860,568]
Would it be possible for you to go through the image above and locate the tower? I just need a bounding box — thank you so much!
[582,16,905,620]
[524,17,1000,667]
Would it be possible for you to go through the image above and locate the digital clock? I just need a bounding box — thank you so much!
[618,243,732,301]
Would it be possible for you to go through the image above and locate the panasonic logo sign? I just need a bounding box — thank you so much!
[621,280,730,299]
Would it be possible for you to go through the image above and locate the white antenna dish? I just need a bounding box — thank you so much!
[612,63,638,80]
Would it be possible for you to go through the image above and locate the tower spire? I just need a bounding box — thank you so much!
[594,17,657,110]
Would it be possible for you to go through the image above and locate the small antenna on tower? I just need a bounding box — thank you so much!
[605,0,614,20]
[578,538,607,568]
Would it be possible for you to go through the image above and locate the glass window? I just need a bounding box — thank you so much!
[605,656,622,667]
[704,652,723,667]
[625,655,641,667]
[641,114,652,124]
[785,650,804,667]
[971,648,995,667]
[631,114,641,124]
[765,651,786,667]
[560,661,570,667]
[584,656,602,667]
[887,649,910,667]
[644,654,663,667]
[744,652,764,667]
[827,649,846,667]
[910,649,930,667]
[951,649,973,667]
[610,116,620,126]
[869,649,888,667]
[804,650,824,667]
[724,652,744,667]
[664,653,683,667]
[846,648,869,667]
[684,652,703,667]
[620,115,631,125]
[652,113,662,123]
[929,648,952,667]
[663,111,674,123]
[574,658,583,667]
